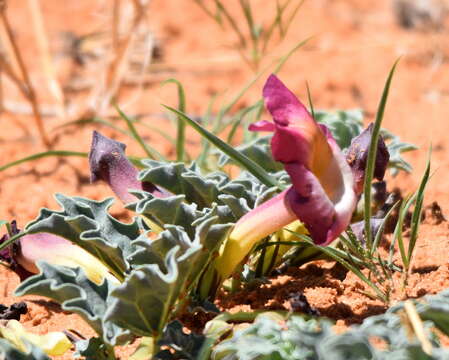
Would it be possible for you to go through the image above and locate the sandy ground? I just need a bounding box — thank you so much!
[0,0,449,358]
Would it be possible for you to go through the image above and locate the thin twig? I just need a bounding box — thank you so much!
[27,0,66,120]
[89,0,150,116]
[0,3,51,147]
[403,300,433,355]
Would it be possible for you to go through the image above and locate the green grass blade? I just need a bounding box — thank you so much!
[407,150,431,267]
[371,200,401,256]
[273,37,312,74]
[284,0,305,37]
[364,59,400,251]
[306,81,315,119]
[133,121,176,146]
[115,105,166,161]
[0,221,8,231]
[393,194,415,269]
[162,79,187,162]
[0,151,87,172]
[51,116,130,136]
[226,101,261,143]
[163,105,281,188]
[0,150,144,174]
[0,231,28,252]
[214,0,246,47]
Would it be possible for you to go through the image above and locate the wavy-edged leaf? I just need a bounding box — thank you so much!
[315,109,364,149]
[25,194,143,279]
[74,337,113,360]
[106,216,232,336]
[136,160,279,222]
[14,263,130,346]
[217,136,284,173]
[0,338,51,360]
[213,314,332,360]
[381,128,417,175]
[105,245,196,336]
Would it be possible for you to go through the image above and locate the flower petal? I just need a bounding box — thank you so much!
[248,120,276,132]
[263,74,312,127]
[285,143,357,245]
[262,75,338,197]
[89,131,165,203]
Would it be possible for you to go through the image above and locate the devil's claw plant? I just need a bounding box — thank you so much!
[0,67,437,359]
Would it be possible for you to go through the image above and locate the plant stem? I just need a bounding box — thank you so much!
[0,5,51,147]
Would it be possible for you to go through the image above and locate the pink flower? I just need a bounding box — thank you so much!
[247,74,359,245]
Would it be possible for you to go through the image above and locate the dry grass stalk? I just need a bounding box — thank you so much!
[403,300,433,355]
[87,0,152,117]
[0,0,51,147]
[26,0,66,120]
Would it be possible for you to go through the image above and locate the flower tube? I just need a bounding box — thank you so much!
[0,221,114,285]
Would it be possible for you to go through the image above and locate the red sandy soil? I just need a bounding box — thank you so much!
[1,0,449,358]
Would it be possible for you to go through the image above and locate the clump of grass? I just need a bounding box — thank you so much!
[193,0,304,70]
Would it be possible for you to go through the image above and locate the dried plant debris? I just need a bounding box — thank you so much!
[422,201,447,225]
[0,302,27,321]
[393,0,448,31]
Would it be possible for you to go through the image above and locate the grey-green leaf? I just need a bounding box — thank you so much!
[25,194,143,278]
[14,263,131,346]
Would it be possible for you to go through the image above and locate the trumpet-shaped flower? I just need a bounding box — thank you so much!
[0,221,114,285]
[89,131,166,203]
[215,75,388,281]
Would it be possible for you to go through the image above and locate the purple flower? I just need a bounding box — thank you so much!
[346,123,390,195]
[215,75,389,281]
[248,74,358,245]
[89,131,166,203]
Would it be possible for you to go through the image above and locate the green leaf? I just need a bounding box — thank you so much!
[137,160,279,214]
[0,339,51,360]
[25,194,144,281]
[363,60,400,250]
[115,105,165,161]
[0,151,87,173]
[162,105,281,189]
[318,332,374,360]
[407,150,431,266]
[105,216,232,337]
[14,263,130,346]
[381,129,417,176]
[74,337,115,360]
[217,136,284,174]
[315,109,364,149]
[105,244,198,336]
[162,79,187,162]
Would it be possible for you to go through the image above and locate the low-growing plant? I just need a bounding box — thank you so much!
[0,64,433,358]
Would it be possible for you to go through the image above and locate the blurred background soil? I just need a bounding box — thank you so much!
[0,0,449,358]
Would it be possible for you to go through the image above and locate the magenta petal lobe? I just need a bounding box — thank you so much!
[284,165,336,245]
[263,74,312,126]
[248,120,276,132]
